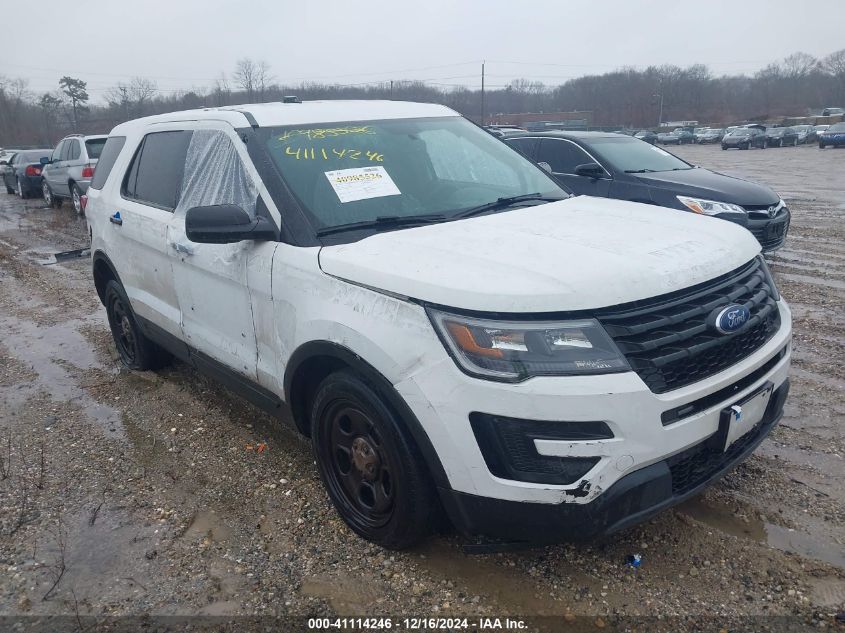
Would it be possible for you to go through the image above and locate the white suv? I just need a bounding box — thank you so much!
[87,101,791,549]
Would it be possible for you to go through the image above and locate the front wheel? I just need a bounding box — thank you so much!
[721,144,728,150]
[819,142,826,149]
[793,138,798,147]
[104,280,171,370]
[311,370,438,549]
[43,181,61,208]
[71,184,83,215]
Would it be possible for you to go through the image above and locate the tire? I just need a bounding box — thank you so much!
[721,144,727,150]
[819,142,826,149]
[5,184,13,194]
[16,178,28,199]
[70,183,83,215]
[43,181,61,208]
[311,370,438,550]
[793,138,798,147]
[104,279,171,371]
[778,140,783,148]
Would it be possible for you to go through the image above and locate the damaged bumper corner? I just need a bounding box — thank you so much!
[437,380,789,544]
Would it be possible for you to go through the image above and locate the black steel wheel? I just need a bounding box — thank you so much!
[104,280,170,371]
[311,370,437,549]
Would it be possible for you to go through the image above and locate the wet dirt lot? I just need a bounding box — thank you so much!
[0,143,843,631]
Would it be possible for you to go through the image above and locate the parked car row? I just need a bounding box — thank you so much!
[0,134,108,213]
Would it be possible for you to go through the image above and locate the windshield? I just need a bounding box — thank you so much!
[730,129,751,136]
[261,117,563,230]
[85,138,107,159]
[586,137,692,172]
[769,129,785,136]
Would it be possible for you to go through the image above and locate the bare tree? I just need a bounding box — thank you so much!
[213,72,231,106]
[256,61,273,101]
[234,58,258,101]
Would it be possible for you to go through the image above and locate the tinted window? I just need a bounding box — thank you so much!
[587,137,692,173]
[505,137,537,158]
[536,139,594,174]
[89,136,126,190]
[122,131,192,210]
[67,140,81,161]
[52,141,65,162]
[85,138,107,159]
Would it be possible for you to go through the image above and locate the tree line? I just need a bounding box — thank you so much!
[1,50,844,147]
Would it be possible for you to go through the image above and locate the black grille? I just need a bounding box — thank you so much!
[750,218,789,251]
[597,258,780,394]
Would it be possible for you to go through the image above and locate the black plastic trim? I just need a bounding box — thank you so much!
[469,413,609,485]
[661,345,787,425]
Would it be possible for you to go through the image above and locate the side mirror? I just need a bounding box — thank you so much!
[40,157,50,165]
[185,204,277,244]
[574,163,606,179]
[537,161,552,174]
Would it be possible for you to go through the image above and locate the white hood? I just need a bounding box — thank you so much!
[318,197,761,313]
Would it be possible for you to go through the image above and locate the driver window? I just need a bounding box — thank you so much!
[52,141,65,163]
[177,129,258,218]
[537,139,593,175]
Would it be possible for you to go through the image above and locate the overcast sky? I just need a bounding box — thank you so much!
[3,0,845,103]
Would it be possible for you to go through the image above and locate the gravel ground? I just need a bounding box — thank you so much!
[0,143,843,631]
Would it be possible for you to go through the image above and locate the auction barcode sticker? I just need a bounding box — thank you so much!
[325,166,401,203]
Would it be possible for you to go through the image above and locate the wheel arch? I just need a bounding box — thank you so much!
[92,250,123,306]
[284,340,450,488]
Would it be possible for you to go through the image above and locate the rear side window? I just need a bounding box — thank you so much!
[85,138,107,159]
[89,136,126,190]
[68,140,81,161]
[60,141,72,161]
[122,131,192,210]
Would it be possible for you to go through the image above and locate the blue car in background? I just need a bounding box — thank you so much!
[2,149,52,198]
[818,122,845,148]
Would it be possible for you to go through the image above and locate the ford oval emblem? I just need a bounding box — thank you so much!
[713,304,750,334]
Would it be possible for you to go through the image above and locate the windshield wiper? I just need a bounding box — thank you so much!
[624,168,657,173]
[316,213,447,237]
[453,193,565,219]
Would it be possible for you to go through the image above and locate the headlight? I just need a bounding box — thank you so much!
[677,195,745,216]
[427,308,629,382]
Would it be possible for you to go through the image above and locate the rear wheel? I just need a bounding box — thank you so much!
[16,179,27,199]
[793,138,798,147]
[311,370,437,549]
[819,141,826,149]
[104,280,171,370]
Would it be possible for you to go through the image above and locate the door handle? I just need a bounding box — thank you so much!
[109,212,123,226]
[171,242,194,256]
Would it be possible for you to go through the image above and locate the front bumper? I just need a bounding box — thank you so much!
[440,379,789,543]
[717,208,791,252]
[396,301,791,513]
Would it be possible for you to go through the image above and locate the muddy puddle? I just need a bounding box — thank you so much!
[0,303,122,437]
[677,496,845,570]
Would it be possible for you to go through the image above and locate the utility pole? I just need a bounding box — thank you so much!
[653,93,664,128]
[480,61,485,127]
[389,80,394,100]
